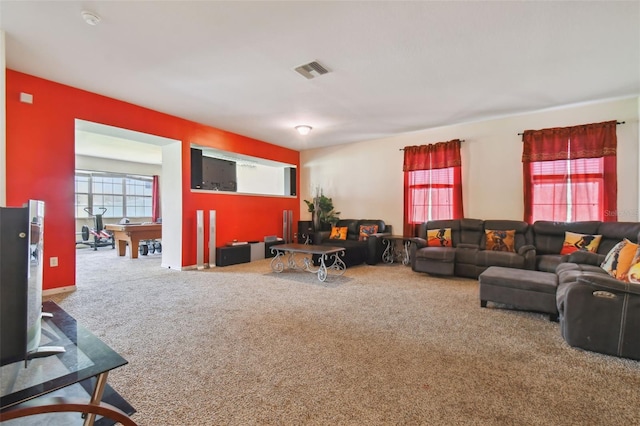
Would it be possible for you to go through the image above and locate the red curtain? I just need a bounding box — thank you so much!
[403,140,463,236]
[152,175,160,222]
[522,120,617,223]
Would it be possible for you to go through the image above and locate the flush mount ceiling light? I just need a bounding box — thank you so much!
[81,10,101,26]
[295,125,312,135]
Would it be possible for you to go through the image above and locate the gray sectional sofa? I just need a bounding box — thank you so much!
[412,218,640,360]
[411,218,640,278]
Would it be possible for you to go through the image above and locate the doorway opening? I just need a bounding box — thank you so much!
[74,119,182,276]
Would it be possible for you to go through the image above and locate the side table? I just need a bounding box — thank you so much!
[382,235,414,265]
[1,301,136,425]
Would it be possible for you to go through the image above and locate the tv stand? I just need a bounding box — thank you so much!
[25,345,66,365]
[22,311,66,366]
[1,301,136,425]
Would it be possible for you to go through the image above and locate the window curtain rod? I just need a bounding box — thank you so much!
[399,139,465,151]
[516,121,625,136]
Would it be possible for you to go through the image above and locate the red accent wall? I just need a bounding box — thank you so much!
[6,70,299,290]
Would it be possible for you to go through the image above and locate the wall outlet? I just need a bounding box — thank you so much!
[50,257,58,267]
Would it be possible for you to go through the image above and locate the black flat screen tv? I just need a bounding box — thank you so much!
[190,148,238,192]
[0,200,45,366]
[201,155,237,192]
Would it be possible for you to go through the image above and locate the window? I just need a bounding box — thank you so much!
[75,172,153,219]
[407,167,455,223]
[529,156,604,222]
[522,120,617,223]
[403,140,463,235]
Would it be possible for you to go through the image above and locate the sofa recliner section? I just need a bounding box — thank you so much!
[411,218,535,279]
[554,263,640,360]
[531,221,640,273]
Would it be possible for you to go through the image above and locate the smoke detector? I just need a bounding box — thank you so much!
[81,11,101,26]
[294,61,330,80]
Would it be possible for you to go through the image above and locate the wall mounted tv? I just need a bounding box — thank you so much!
[191,148,238,192]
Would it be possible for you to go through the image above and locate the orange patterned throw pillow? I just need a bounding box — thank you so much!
[427,228,452,247]
[560,231,602,255]
[358,224,379,241]
[485,230,516,253]
[601,239,639,281]
[329,226,348,240]
[627,249,640,284]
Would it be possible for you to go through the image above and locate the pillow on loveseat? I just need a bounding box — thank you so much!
[427,228,452,247]
[560,231,602,255]
[358,224,378,241]
[485,229,515,252]
[600,239,639,281]
[329,226,348,240]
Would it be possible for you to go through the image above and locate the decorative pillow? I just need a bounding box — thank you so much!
[627,249,640,284]
[601,239,639,281]
[427,228,452,247]
[560,231,602,255]
[485,230,515,253]
[358,224,379,241]
[329,226,348,240]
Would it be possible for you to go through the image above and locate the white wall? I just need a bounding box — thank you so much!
[301,97,640,230]
[161,142,182,270]
[1,30,6,207]
[236,163,286,195]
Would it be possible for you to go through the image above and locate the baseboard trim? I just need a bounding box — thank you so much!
[43,285,76,296]
[163,263,200,271]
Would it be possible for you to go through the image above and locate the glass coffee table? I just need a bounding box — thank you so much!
[0,301,136,425]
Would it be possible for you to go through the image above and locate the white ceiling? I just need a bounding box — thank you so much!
[3,1,639,151]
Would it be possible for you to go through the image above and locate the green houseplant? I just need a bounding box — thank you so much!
[304,189,340,231]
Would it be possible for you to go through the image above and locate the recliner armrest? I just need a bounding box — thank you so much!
[518,244,537,270]
[567,251,605,266]
[577,273,640,296]
[517,244,536,256]
[314,230,331,243]
[412,237,427,249]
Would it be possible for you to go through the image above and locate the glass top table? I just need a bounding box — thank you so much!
[0,301,136,425]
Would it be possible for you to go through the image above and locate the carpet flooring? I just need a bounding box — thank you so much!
[40,247,640,425]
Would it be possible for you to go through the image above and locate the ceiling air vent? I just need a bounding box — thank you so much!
[294,61,330,79]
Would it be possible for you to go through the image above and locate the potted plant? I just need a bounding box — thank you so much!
[304,189,340,231]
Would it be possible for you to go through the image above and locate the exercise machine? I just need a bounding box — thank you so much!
[76,207,115,250]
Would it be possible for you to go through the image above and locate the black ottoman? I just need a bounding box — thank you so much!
[479,266,559,321]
